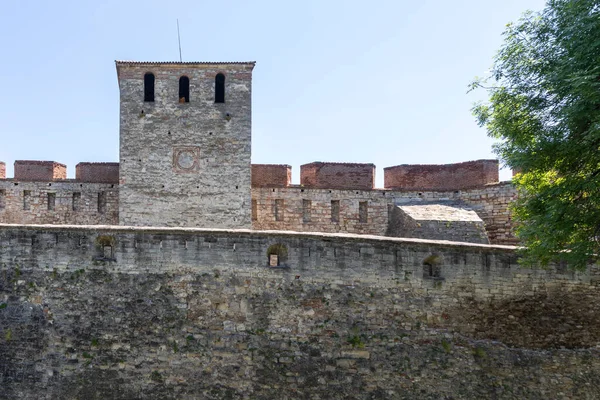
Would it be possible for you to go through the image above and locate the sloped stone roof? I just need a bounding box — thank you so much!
[397,203,483,222]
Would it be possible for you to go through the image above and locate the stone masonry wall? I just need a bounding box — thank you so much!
[0,175,516,245]
[251,164,291,187]
[0,162,5,179]
[117,61,254,229]
[14,161,67,181]
[0,181,118,225]
[301,162,375,190]
[457,182,518,245]
[384,159,499,190]
[76,162,119,183]
[252,182,517,245]
[0,224,599,399]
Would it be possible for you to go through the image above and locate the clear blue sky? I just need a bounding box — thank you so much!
[0,0,546,187]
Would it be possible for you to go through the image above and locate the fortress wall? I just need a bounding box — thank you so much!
[384,159,499,190]
[457,182,518,245]
[14,160,67,181]
[0,177,516,245]
[300,162,375,190]
[0,162,5,179]
[252,186,396,236]
[251,164,291,187]
[0,181,118,225]
[0,224,599,399]
[251,182,517,244]
[76,162,119,183]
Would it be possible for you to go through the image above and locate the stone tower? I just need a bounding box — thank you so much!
[116,61,255,228]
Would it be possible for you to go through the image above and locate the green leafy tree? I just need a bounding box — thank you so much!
[472,0,600,269]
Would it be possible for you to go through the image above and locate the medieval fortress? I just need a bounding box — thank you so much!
[0,61,516,245]
[5,62,600,399]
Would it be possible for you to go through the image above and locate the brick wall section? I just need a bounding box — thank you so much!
[0,180,118,224]
[0,162,5,179]
[76,162,119,183]
[384,159,499,190]
[301,162,375,190]
[251,182,517,244]
[14,160,67,181]
[251,164,291,187]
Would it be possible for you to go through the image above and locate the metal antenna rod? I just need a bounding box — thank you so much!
[177,19,182,62]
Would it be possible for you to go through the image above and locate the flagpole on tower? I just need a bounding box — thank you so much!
[177,19,182,62]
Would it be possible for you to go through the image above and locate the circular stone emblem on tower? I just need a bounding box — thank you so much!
[173,147,200,172]
[177,151,195,169]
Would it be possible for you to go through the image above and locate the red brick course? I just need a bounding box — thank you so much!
[0,162,5,179]
[14,160,67,181]
[300,162,375,190]
[251,164,291,187]
[76,162,119,183]
[384,160,499,191]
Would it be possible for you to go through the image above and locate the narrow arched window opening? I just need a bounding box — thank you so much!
[179,76,190,103]
[215,73,225,103]
[144,73,155,102]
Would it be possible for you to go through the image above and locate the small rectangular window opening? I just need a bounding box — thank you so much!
[179,76,190,103]
[215,73,225,103]
[359,201,368,223]
[98,192,106,214]
[144,73,155,102]
[275,199,284,222]
[72,192,81,211]
[251,199,258,221]
[302,199,311,223]
[0,189,5,210]
[23,190,31,210]
[331,200,340,223]
[47,193,56,211]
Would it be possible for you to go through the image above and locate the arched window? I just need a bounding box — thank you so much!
[144,73,155,102]
[179,76,190,103]
[215,73,225,103]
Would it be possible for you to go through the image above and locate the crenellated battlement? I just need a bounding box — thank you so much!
[249,159,500,191]
[2,161,119,183]
[0,158,515,244]
[0,159,502,190]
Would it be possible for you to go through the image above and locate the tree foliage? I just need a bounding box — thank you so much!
[473,0,600,268]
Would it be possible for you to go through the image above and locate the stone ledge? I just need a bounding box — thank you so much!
[0,223,518,252]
